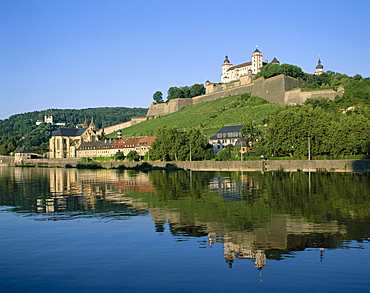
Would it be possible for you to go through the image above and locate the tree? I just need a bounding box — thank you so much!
[150,126,210,161]
[179,86,190,99]
[327,114,370,155]
[217,144,234,161]
[255,63,305,80]
[167,87,182,101]
[264,105,334,157]
[126,150,139,162]
[153,91,164,103]
[114,151,125,161]
[241,122,262,149]
[189,84,205,97]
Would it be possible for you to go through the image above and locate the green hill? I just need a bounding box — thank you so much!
[116,94,281,138]
[0,107,147,154]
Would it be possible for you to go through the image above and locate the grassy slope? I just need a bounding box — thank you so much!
[115,94,281,138]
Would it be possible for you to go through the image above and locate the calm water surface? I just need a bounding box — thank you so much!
[0,167,369,293]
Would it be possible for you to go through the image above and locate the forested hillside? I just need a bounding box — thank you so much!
[0,107,147,154]
[117,74,370,160]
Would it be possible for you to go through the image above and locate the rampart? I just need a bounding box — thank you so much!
[147,75,343,117]
[96,116,150,135]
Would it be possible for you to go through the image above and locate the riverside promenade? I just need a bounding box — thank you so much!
[1,156,370,172]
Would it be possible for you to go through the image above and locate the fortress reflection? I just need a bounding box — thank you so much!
[2,167,367,276]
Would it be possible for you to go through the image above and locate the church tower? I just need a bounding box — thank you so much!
[89,117,96,131]
[314,57,324,75]
[251,47,263,74]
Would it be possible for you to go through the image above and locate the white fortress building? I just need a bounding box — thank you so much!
[220,47,324,83]
[221,47,280,83]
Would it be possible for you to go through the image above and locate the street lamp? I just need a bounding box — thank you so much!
[307,136,311,160]
[189,143,192,162]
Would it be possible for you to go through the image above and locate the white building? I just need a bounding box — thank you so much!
[221,47,273,83]
[209,125,247,153]
[35,115,66,126]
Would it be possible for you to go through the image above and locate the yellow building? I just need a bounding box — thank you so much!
[49,124,97,158]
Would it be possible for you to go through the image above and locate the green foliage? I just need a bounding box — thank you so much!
[0,107,147,154]
[231,93,268,108]
[126,150,140,162]
[304,97,337,112]
[153,91,164,103]
[167,87,182,101]
[115,162,183,171]
[164,83,205,101]
[76,158,103,169]
[335,78,370,108]
[216,144,235,161]
[241,121,262,149]
[120,93,278,138]
[189,83,206,97]
[114,151,125,161]
[264,104,370,157]
[255,63,305,79]
[150,126,209,161]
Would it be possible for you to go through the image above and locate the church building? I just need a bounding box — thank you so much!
[49,119,97,158]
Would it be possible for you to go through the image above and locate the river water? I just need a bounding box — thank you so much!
[0,167,369,292]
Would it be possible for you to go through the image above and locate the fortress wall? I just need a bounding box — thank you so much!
[96,120,133,135]
[251,75,290,104]
[284,89,312,105]
[284,88,337,105]
[146,75,340,117]
[147,99,194,117]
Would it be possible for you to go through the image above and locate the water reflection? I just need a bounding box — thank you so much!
[1,167,369,273]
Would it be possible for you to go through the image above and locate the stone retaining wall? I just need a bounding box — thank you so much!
[146,75,343,117]
[9,158,370,173]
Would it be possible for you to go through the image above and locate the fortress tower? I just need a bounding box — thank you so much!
[314,57,324,75]
[221,55,232,82]
[251,47,263,74]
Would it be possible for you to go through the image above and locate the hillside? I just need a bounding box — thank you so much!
[0,107,147,154]
[116,94,281,138]
[116,74,370,140]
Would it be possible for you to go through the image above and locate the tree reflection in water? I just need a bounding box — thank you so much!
[1,167,369,270]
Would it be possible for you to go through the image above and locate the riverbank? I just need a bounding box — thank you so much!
[1,156,370,172]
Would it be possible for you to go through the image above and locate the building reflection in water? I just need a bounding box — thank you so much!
[37,168,153,213]
[21,168,355,280]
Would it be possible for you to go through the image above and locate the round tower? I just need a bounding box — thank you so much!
[314,57,324,75]
[251,46,263,74]
[222,55,232,75]
[221,55,232,82]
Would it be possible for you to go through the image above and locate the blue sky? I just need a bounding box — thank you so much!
[1,0,369,120]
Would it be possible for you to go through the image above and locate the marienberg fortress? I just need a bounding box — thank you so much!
[147,48,344,117]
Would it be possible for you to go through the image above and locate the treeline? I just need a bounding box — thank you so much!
[149,126,214,161]
[261,99,370,157]
[0,107,147,155]
[153,83,205,103]
[148,100,370,160]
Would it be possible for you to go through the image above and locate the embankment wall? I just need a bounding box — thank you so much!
[3,157,369,173]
